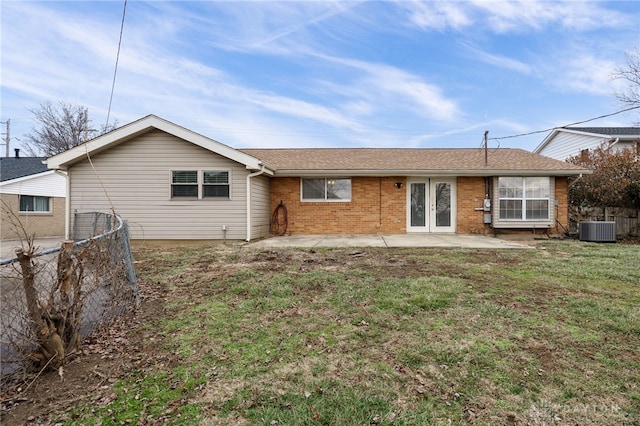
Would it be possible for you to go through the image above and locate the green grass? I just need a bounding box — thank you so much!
[63,241,639,425]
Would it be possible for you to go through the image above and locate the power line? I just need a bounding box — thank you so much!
[490,105,640,141]
[105,0,127,128]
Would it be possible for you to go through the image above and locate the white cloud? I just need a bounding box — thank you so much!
[558,55,620,95]
[401,0,633,34]
[461,43,533,74]
[314,55,459,121]
[401,0,472,31]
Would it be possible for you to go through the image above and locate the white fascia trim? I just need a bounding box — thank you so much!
[0,170,56,188]
[46,115,271,173]
[533,129,561,154]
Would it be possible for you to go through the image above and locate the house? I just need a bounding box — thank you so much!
[534,127,640,161]
[46,115,590,241]
[0,150,66,240]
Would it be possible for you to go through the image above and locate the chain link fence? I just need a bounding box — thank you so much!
[1,212,138,385]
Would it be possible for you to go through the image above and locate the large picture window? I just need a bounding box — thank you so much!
[498,177,550,220]
[19,195,51,213]
[171,170,230,199]
[301,178,351,202]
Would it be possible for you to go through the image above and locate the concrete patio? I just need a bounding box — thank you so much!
[249,234,534,249]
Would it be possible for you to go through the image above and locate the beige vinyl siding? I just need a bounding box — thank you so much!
[68,129,252,240]
[250,174,271,239]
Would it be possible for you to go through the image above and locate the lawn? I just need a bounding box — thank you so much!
[28,241,640,424]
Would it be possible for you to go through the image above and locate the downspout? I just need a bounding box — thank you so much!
[245,163,266,242]
[609,137,620,148]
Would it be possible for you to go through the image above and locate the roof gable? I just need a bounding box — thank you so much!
[240,148,589,176]
[0,157,49,182]
[534,127,640,154]
[46,115,272,174]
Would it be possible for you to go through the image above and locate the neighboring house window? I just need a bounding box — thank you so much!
[301,178,351,202]
[19,195,51,213]
[498,177,550,220]
[171,170,230,199]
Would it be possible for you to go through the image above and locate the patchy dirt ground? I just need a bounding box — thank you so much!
[0,246,408,424]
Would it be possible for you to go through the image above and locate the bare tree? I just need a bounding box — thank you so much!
[613,48,640,115]
[23,101,118,156]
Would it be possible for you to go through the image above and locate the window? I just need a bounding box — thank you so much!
[498,177,550,220]
[172,171,198,198]
[171,170,230,199]
[203,171,230,198]
[301,178,351,202]
[19,195,51,213]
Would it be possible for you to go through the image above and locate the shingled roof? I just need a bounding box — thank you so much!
[563,127,640,137]
[240,148,589,177]
[0,157,49,182]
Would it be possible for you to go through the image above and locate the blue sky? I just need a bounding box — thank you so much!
[1,1,639,154]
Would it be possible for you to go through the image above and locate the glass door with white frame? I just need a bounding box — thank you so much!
[407,178,456,233]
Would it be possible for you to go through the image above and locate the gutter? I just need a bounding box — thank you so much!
[245,163,266,242]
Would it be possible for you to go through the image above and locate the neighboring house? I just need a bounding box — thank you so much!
[46,115,590,241]
[0,151,66,240]
[534,127,640,161]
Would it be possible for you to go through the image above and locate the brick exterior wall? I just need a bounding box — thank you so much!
[270,177,406,234]
[0,194,65,239]
[268,176,570,236]
[456,177,489,234]
[553,176,569,234]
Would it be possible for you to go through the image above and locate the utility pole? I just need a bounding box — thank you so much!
[0,119,10,157]
[484,130,489,166]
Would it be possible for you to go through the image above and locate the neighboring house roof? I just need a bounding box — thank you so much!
[563,127,640,137]
[46,115,274,174]
[534,127,640,154]
[0,157,48,182]
[0,157,66,198]
[241,148,590,177]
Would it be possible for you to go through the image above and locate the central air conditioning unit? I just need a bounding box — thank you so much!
[578,221,616,243]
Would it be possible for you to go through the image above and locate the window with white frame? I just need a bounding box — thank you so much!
[203,171,230,198]
[498,177,550,220]
[19,195,51,213]
[301,178,351,202]
[171,170,230,199]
